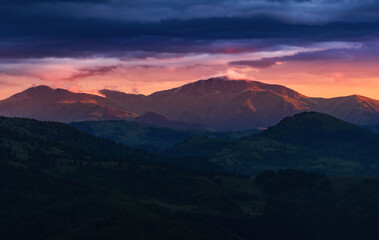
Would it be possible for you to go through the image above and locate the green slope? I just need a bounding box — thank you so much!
[0,116,379,239]
[0,116,223,172]
[263,112,378,148]
[0,117,257,239]
[166,112,379,176]
[0,116,154,162]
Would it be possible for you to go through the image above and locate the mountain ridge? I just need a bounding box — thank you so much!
[0,85,136,122]
[1,77,378,130]
[100,77,379,130]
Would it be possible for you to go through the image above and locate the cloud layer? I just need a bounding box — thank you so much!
[0,0,379,99]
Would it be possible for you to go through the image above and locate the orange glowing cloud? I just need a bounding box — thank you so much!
[0,42,378,100]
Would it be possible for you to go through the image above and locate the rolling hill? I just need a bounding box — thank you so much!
[0,116,223,171]
[0,117,252,239]
[0,116,378,240]
[165,112,379,176]
[0,116,154,163]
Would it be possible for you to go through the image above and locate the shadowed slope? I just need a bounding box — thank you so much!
[263,112,379,146]
[166,112,379,176]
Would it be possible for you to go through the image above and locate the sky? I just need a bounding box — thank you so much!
[0,0,379,99]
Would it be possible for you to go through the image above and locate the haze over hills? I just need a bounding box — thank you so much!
[0,77,378,130]
[135,111,207,130]
[70,120,260,151]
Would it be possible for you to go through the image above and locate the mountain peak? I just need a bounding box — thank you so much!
[24,85,54,93]
[350,94,378,102]
[23,85,84,96]
[162,76,306,102]
[15,85,76,100]
[200,75,230,82]
[2,85,56,102]
[192,76,252,86]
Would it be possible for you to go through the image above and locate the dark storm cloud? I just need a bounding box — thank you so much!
[0,0,378,59]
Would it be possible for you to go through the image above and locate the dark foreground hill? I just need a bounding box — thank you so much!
[0,116,379,239]
[364,123,379,134]
[1,160,379,240]
[166,112,379,176]
[0,116,152,163]
[0,116,222,172]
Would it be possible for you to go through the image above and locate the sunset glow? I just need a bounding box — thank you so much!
[0,0,378,99]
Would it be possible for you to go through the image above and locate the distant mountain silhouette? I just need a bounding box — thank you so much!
[1,77,379,130]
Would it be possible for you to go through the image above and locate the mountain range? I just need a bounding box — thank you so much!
[0,76,378,130]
